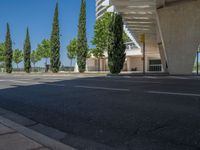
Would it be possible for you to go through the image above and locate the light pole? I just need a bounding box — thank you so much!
[140,34,146,75]
[197,45,200,75]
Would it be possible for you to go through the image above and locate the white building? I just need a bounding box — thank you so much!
[96,0,109,19]
[85,0,163,73]
[84,0,200,75]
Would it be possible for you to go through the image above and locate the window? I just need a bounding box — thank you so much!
[149,59,162,71]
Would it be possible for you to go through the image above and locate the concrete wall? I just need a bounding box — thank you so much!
[157,0,200,75]
[137,32,162,71]
[86,59,97,71]
[127,54,161,72]
[127,57,143,71]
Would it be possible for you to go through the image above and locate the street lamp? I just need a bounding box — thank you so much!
[197,45,200,75]
[140,34,145,75]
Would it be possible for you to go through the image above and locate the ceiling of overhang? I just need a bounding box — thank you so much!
[112,0,182,36]
[112,0,158,37]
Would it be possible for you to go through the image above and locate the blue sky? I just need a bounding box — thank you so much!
[0,0,96,67]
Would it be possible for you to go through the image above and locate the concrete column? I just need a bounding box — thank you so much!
[100,59,104,71]
[145,56,149,72]
[157,0,200,75]
[142,34,161,72]
[74,62,79,73]
[156,18,168,73]
[127,57,131,71]
[74,62,88,72]
[158,43,167,72]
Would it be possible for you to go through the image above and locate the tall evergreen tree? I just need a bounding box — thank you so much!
[0,42,5,63]
[77,0,88,73]
[23,28,31,73]
[50,2,60,73]
[5,23,13,73]
[107,13,126,74]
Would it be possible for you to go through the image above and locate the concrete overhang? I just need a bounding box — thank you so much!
[111,0,182,42]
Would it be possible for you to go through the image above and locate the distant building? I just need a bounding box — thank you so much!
[81,0,200,75]
[83,0,162,73]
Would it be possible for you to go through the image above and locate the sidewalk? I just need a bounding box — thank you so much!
[0,116,76,150]
[0,122,49,150]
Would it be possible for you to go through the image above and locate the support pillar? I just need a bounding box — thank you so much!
[157,0,200,75]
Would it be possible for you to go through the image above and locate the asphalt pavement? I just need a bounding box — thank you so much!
[0,74,200,150]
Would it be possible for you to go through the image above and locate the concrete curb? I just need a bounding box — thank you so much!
[0,116,76,150]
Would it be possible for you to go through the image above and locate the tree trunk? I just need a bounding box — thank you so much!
[197,51,199,75]
[45,58,48,65]
[97,58,100,72]
[45,58,48,73]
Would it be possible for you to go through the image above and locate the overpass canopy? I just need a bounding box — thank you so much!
[111,0,181,42]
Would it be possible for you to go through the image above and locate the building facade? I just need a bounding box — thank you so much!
[84,0,163,73]
[93,0,200,75]
[96,0,108,19]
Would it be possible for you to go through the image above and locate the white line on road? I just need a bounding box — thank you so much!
[14,79,34,81]
[0,80,32,84]
[148,91,200,97]
[1,79,66,86]
[82,79,160,84]
[168,76,189,80]
[43,83,65,87]
[0,79,66,87]
[75,85,130,92]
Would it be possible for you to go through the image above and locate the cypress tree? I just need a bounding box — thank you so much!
[77,0,88,73]
[50,2,60,73]
[24,28,31,73]
[107,13,126,74]
[5,23,13,73]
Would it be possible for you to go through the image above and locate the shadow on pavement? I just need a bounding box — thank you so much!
[0,76,200,150]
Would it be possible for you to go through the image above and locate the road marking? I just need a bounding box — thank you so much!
[145,76,158,79]
[168,76,189,80]
[0,79,66,87]
[14,79,33,81]
[43,83,65,87]
[0,80,31,84]
[148,91,200,97]
[82,79,160,84]
[75,85,130,92]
